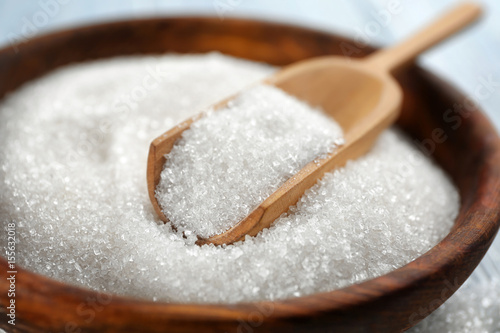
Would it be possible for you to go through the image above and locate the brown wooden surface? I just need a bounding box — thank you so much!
[0,16,499,333]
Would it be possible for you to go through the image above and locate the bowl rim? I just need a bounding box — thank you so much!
[0,15,499,332]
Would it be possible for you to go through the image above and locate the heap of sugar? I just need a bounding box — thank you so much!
[409,240,500,332]
[156,84,344,238]
[0,53,459,304]
[410,278,500,332]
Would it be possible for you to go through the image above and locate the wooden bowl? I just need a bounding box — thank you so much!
[0,17,499,333]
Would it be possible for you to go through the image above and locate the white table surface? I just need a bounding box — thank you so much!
[1,1,499,331]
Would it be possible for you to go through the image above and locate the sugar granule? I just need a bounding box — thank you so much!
[0,53,459,304]
[156,84,344,238]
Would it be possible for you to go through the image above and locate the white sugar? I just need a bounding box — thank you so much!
[0,53,460,306]
[409,278,500,332]
[156,84,343,238]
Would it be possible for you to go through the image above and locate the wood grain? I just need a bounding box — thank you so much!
[0,16,499,333]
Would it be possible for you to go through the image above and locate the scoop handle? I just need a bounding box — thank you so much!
[366,3,481,73]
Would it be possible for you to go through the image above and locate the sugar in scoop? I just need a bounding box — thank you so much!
[155,84,344,239]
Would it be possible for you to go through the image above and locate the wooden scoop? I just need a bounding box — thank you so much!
[147,3,481,246]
